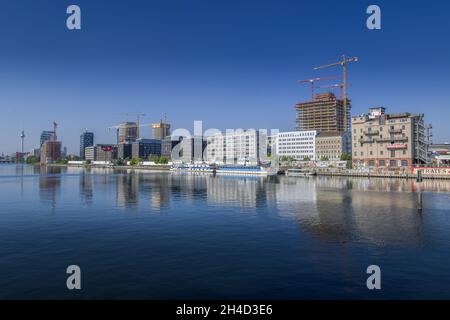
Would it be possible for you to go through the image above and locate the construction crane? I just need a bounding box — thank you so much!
[317,83,352,100]
[52,121,58,161]
[314,55,359,130]
[298,76,337,101]
[114,112,146,139]
[107,122,153,144]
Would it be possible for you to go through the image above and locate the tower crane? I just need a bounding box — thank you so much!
[114,113,146,139]
[298,76,337,101]
[52,121,58,161]
[314,55,358,131]
[317,83,351,100]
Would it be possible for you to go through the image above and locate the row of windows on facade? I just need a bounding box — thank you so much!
[354,142,407,149]
[279,142,314,146]
[318,140,342,144]
[354,150,407,157]
[366,159,409,167]
[278,149,314,153]
[353,124,407,134]
[279,137,314,141]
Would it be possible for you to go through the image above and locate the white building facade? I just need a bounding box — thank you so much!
[206,129,267,165]
[276,130,317,161]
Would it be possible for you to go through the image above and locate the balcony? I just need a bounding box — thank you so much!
[359,138,374,144]
[389,128,403,134]
[376,137,408,143]
[386,144,408,150]
[363,130,380,135]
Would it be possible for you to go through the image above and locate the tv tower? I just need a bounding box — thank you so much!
[20,130,25,153]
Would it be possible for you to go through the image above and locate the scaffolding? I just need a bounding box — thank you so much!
[295,93,350,132]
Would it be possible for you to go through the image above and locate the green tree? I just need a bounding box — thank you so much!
[26,156,38,164]
[158,156,169,164]
[303,156,311,161]
[320,156,329,161]
[130,157,142,166]
[148,154,160,163]
[340,153,352,161]
[56,158,68,164]
[114,159,125,166]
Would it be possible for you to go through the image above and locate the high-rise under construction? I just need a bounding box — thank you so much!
[295,93,351,132]
[152,121,170,140]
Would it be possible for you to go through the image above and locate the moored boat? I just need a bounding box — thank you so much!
[215,165,276,176]
[285,168,316,177]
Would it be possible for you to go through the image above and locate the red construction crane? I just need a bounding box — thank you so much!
[298,76,337,101]
[314,55,359,131]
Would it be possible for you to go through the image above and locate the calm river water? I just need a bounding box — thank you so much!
[1,164,450,299]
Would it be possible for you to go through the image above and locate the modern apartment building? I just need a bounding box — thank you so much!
[295,93,350,132]
[276,131,317,161]
[315,131,351,161]
[79,130,94,159]
[206,130,267,165]
[352,107,427,167]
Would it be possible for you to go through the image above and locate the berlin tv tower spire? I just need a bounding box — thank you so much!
[20,130,25,153]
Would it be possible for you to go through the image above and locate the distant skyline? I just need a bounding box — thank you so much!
[1,0,450,154]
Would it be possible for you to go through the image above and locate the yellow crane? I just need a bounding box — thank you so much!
[314,55,358,131]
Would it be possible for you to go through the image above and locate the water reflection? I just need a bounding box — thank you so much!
[207,176,266,209]
[26,167,450,245]
[79,172,93,205]
[38,166,63,211]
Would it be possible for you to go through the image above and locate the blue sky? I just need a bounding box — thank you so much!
[0,0,449,154]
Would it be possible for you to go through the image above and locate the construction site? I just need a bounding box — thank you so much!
[295,92,350,132]
[296,55,358,133]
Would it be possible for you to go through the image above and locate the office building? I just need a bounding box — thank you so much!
[85,144,118,162]
[161,136,181,159]
[131,139,162,159]
[276,131,317,161]
[295,93,350,132]
[40,131,54,147]
[316,131,351,161]
[80,131,94,159]
[118,143,132,160]
[351,107,427,167]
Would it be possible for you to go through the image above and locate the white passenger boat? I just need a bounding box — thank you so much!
[171,164,214,173]
[285,168,316,177]
[215,166,276,176]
